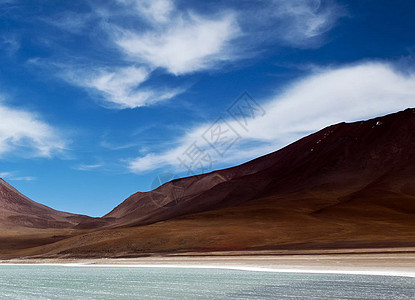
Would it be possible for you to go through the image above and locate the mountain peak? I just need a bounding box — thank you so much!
[98,108,415,229]
[1,108,415,257]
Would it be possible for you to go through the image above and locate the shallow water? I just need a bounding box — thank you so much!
[0,265,414,299]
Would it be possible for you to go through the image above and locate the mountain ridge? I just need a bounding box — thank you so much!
[1,108,415,258]
[95,108,415,228]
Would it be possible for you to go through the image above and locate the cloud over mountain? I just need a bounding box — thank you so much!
[129,62,415,173]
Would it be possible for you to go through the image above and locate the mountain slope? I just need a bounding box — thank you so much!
[96,108,415,229]
[0,179,94,255]
[1,108,415,258]
[0,178,90,229]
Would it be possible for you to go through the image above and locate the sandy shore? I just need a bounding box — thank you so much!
[2,249,415,278]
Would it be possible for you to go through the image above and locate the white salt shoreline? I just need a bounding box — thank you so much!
[1,262,415,278]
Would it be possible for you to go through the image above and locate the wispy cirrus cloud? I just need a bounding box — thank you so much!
[263,0,344,47]
[0,96,66,158]
[34,0,344,109]
[57,65,184,109]
[128,62,415,173]
[115,1,240,75]
[121,0,175,24]
[36,0,241,108]
[1,34,20,56]
[86,66,151,108]
[74,163,103,171]
[41,11,93,34]
[0,171,36,181]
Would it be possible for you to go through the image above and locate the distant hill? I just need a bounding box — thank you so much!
[0,178,89,229]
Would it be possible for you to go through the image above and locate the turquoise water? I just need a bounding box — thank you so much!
[0,265,414,299]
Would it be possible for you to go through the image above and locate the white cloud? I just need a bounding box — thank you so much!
[116,13,240,75]
[75,163,103,171]
[61,66,182,108]
[267,0,342,47]
[88,66,150,108]
[128,62,415,173]
[54,1,241,108]
[125,0,174,24]
[1,35,20,56]
[42,11,92,34]
[0,98,65,157]
[106,0,341,106]
[36,0,343,109]
[0,171,36,181]
[90,66,150,92]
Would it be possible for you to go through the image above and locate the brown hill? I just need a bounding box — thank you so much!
[96,108,415,229]
[0,179,92,253]
[0,179,90,229]
[1,108,415,258]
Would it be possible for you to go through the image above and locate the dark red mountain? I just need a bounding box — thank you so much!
[99,108,415,230]
[1,108,415,258]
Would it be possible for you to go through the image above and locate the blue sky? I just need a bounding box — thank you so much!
[1,0,415,216]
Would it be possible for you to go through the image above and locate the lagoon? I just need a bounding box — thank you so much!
[0,265,414,299]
